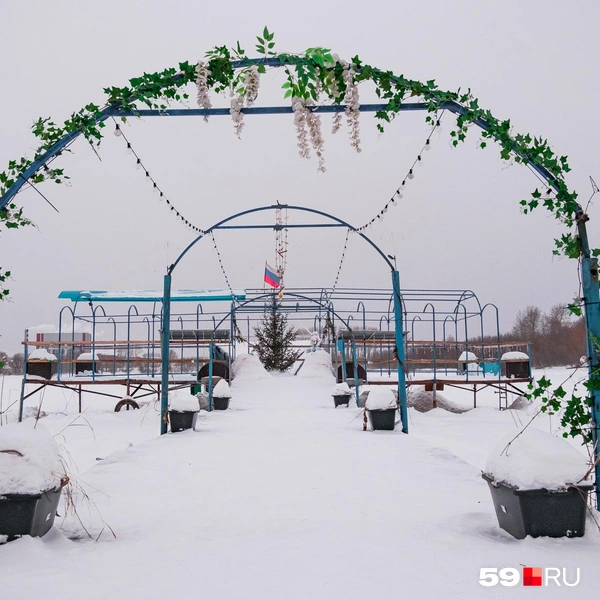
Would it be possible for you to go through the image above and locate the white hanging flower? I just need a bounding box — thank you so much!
[244,66,260,107]
[230,96,245,139]
[332,111,342,134]
[292,100,310,159]
[195,61,212,122]
[343,67,361,153]
[306,110,326,173]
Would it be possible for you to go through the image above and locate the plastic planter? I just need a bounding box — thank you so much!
[25,360,57,380]
[212,397,230,411]
[169,410,198,432]
[482,474,592,539]
[333,394,352,407]
[367,408,396,431]
[0,486,64,540]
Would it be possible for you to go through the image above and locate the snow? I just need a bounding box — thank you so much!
[168,389,199,412]
[0,366,598,598]
[296,350,335,380]
[365,387,397,410]
[77,351,100,361]
[213,379,231,398]
[407,388,470,414]
[332,382,351,396]
[28,322,92,334]
[27,349,57,361]
[231,353,271,381]
[0,424,65,495]
[484,427,590,490]
[458,351,478,362]
[501,351,529,361]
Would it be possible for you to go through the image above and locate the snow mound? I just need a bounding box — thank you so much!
[77,351,100,361]
[232,353,272,381]
[485,428,589,490]
[297,350,335,380]
[407,389,470,414]
[458,351,478,362]
[501,351,529,361]
[0,424,65,495]
[365,388,397,410]
[213,379,231,398]
[169,389,199,412]
[28,349,57,361]
[507,395,530,410]
[332,382,351,396]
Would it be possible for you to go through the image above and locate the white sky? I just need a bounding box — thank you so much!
[1,0,599,354]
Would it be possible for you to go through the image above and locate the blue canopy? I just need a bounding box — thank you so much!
[58,289,246,303]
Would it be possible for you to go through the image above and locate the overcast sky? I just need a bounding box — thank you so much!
[1,0,599,354]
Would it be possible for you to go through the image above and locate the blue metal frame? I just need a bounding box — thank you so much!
[160,204,407,434]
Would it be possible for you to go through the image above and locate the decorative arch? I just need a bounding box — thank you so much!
[158,203,407,434]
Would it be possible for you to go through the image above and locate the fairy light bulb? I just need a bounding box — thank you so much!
[126,143,133,154]
[417,155,423,165]
[425,139,431,151]
[408,169,414,180]
[135,159,142,170]
[114,125,122,137]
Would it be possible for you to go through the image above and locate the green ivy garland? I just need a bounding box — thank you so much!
[0,28,597,445]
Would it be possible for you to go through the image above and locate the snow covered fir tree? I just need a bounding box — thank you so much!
[252,295,301,371]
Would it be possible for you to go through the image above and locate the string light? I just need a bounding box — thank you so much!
[210,232,239,305]
[354,111,446,232]
[110,118,206,235]
[327,229,350,300]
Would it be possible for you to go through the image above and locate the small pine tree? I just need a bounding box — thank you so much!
[252,295,301,371]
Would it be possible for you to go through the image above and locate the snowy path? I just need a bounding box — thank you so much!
[1,373,599,599]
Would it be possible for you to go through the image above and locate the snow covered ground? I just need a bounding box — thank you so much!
[0,364,598,599]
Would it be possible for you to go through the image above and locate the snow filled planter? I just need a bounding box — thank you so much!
[25,349,57,379]
[0,425,68,541]
[212,380,232,411]
[481,474,591,539]
[332,382,352,407]
[365,388,398,431]
[483,428,591,539]
[168,390,199,432]
[0,486,66,540]
[168,411,198,432]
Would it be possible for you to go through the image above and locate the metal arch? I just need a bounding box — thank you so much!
[169,204,396,274]
[208,290,364,406]
[0,45,567,211]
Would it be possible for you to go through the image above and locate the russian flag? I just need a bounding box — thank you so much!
[264,263,281,288]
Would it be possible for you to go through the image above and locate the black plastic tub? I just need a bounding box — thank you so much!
[367,408,396,431]
[25,361,56,380]
[482,473,592,539]
[333,394,352,407]
[212,397,230,411]
[0,487,63,540]
[169,410,198,432]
